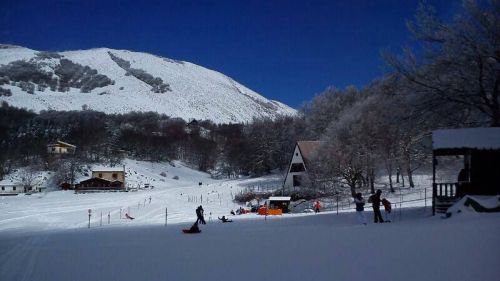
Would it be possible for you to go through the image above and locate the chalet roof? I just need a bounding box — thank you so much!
[297,141,323,162]
[48,140,76,148]
[0,180,22,186]
[92,166,124,172]
[433,128,500,150]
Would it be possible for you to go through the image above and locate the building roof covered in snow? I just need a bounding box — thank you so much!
[92,166,125,172]
[433,127,500,150]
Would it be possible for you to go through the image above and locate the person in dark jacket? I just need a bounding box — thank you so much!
[196,206,206,224]
[218,216,233,223]
[185,221,201,233]
[381,198,392,222]
[354,193,367,225]
[369,189,384,223]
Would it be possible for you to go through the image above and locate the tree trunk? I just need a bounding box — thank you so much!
[396,168,400,183]
[407,167,415,188]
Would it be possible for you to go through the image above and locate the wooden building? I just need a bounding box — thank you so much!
[432,127,500,214]
[75,166,126,191]
[283,141,322,191]
[76,177,124,190]
[47,140,76,154]
[91,166,126,187]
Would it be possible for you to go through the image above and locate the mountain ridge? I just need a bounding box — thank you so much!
[0,45,296,123]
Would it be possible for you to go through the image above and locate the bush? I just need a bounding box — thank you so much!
[160,172,166,177]
[172,175,179,180]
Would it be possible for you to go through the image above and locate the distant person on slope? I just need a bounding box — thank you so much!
[218,216,233,223]
[196,205,206,224]
[354,193,367,225]
[381,198,392,222]
[368,190,384,223]
[313,200,321,213]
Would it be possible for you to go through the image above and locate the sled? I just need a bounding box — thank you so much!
[125,213,135,220]
[182,229,201,234]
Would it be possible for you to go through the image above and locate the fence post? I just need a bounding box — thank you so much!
[108,212,110,224]
[336,195,339,215]
[100,211,102,226]
[88,209,91,228]
[424,188,427,209]
[165,207,168,226]
[120,207,122,219]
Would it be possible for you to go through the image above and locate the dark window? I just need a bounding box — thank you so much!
[295,153,299,156]
[290,163,305,173]
[1,186,4,191]
[293,175,302,187]
[51,148,56,152]
[112,173,118,179]
[99,173,103,178]
[13,186,16,191]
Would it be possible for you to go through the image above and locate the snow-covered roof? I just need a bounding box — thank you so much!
[268,196,291,201]
[0,180,22,186]
[433,127,500,150]
[92,166,124,172]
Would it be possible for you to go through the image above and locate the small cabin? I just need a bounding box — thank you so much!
[267,196,291,213]
[283,141,322,191]
[47,140,76,154]
[91,166,125,187]
[432,127,500,214]
[0,180,23,195]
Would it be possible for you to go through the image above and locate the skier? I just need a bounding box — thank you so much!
[381,198,392,222]
[368,189,384,223]
[313,201,321,213]
[354,193,367,225]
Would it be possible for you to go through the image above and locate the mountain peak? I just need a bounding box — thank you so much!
[0,45,296,123]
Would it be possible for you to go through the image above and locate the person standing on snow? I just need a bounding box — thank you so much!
[369,189,384,223]
[313,201,321,213]
[354,193,367,225]
[196,205,206,224]
[381,198,392,222]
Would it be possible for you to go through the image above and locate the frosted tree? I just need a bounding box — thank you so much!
[385,0,500,126]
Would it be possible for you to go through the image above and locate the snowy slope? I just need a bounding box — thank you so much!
[0,208,498,281]
[0,45,296,123]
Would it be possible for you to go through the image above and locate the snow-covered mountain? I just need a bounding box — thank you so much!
[0,44,296,123]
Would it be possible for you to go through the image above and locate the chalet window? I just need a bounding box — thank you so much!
[99,173,103,178]
[13,186,16,191]
[290,163,305,173]
[51,148,56,152]
[295,153,298,156]
[112,173,118,179]
[1,186,4,191]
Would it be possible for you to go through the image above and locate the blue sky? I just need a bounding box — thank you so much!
[0,0,457,108]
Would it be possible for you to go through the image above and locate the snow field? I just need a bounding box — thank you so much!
[0,208,499,281]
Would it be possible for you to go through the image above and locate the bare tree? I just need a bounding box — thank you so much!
[384,1,500,126]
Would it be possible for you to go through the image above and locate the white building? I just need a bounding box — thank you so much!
[47,140,76,154]
[283,141,323,191]
[0,180,23,195]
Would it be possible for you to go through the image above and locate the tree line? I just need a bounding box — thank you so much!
[0,1,497,196]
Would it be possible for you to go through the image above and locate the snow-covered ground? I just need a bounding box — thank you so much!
[1,160,499,281]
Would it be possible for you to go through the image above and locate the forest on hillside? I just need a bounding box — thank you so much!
[0,2,498,195]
